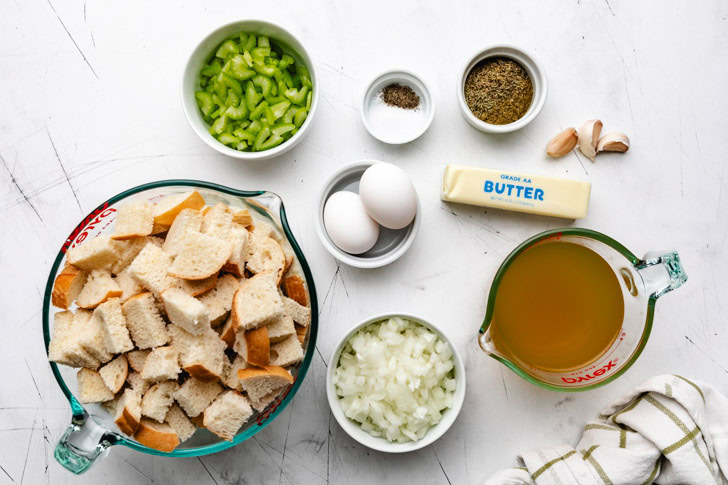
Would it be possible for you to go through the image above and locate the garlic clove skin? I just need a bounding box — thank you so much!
[597,132,630,153]
[577,119,603,161]
[546,128,578,158]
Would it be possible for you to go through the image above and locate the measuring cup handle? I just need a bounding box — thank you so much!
[636,250,688,299]
[54,411,113,475]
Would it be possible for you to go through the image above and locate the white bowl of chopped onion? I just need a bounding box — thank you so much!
[327,313,466,453]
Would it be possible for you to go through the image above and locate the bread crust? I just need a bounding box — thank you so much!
[282,275,308,307]
[241,327,270,367]
[134,419,179,452]
[52,265,87,310]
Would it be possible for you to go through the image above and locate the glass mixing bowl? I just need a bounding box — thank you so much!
[42,180,318,474]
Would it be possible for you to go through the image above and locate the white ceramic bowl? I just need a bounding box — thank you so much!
[326,313,466,453]
[361,70,435,144]
[315,160,421,269]
[457,45,547,134]
[181,20,319,160]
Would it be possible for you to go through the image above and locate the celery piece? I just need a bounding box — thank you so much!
[278,54,294,71]
[258,134,283,151]
[210,108,221,118]
[225,90,240,108]
[210,115,230,135]
[284,85,309,105]
[195,92,214,116]
[249,101,268,121]
[233,129,256,143]
[282,70,294,89]
[270,81,279,96]
[216,40,238,59]
[225,103,249,120]
[239,33,249,47]
[248,119,262,134]
[264,95,286,105]
[306,90,312,111]
[282,107,297,124]
[264,105,276,126]
[201,61,222,77]
[270,100,291,119]
[221,59,231,74]
[218,73,242,96]
[253,127,271,151]
[272,123,295,137]
[218,133,239,146]
[230,56,256,80]
[251,47,271,62]
[265,57,279,67]
[236,141,248,151]
[243,50,254,67]
[253,61,276,77]
[257,36,270,48]
[252,75,273,97]
[294,108,308,127]
[243,34,256,53]
[212,76,227,98]
[211,93,225,110]
[239,120,251,129]
[245,81,262,111]
[290,128,298,136]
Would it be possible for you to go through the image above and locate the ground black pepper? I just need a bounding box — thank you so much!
[464,57,533,125]
[380,83,420,110]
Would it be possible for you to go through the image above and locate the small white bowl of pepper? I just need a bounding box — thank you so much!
[458,45,547,134]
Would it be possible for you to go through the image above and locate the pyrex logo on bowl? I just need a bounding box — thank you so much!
[62,202,116,253]
[561,359,618,384]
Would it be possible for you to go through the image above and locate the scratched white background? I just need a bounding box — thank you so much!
[1,0,727,483]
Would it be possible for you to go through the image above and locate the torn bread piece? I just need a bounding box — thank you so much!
[141,381,179,422]
[134,418,179,452]
[49,311,100,369]
[77,368,115,403]
[281,274,308,307]
[249,390,281,413]
[161,288,210,335]
[128,242,176,297]
[282,296,311,327]
[168,232,233,280]
[99,354,128,393]
[141,346,180,382]
[269,334,304,368]
[221,355,247,391]
[126,350,150,373]
[164,404,196,443]
[122,292,169,349]
[203,390,252,441]
[152,190,205,226]
[237,365,293,402]
[200,203,233,242]
[219,315,236,349]
[295,324,307,346]
[174,377,223,418]
[246,237,286,283]
[115,388,142,435]
[198,274,239,326]
[266,315,296,344]
[66,235,119,272]
[172,273,217,297]
[162,208,202,257]
[115,267,143,303]
[77,269,122,309]
[111,236,163,275]
[168,325,226,382]
[221,224,249,277]
[231,208,252,227]
[231,271,284,332]
[95,298,134,354]
[77,310,114,364]
[52,264,87,310]
[112,200,154,240]
[234,327,270,367]
[127,371,152,395]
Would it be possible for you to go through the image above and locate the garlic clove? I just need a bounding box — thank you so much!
[546,128,578,158]
[597,132,630,153]
[577,119,603,161]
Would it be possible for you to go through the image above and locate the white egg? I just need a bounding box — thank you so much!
[323,191,380,254]
[359,163,418,230]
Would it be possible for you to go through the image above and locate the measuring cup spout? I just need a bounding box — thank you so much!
[478,327,502,357]
[54,408,115,474]
[636,250,688,299]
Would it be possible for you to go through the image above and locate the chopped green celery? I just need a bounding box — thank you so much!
[278,54,294,71]
[195,92,214,116]
[253,61,276,77]
[205,83,215,94]
[225,103,249,120]
[218,133,239,146]
[272,123,295,136]
[251,47,271,62]
[264,106,276,125]
[243,34,256,53]
[306,90,312,111]
[292,73,301,87]
[249,101,268,120]
[277,80,287,97]
[201,61,222,77]
[269,51,279,59]
[284,85,309,105]
[225,90,240,108]
[290,127,298,135]
[216,40,238,59]
[248,119,262,134]
[243,51,254,67]
[239,33,249,46]
[253,127,271,151]
[239,120,251,129]
[252,75,273,97]
[217,73,242,95]
[233,129,256,143]
[264,95,286,105]
[212,77,226,98]
[282,70,294,88]
[257,36,270,48]
[210,115,230,135]
[230,56,256,80]
[270,100,291,119]
[211,93,225,110]
[210,108,221,118]
[258,134,283,151]
[245,81,262,111]
[221,59,231,73]
[294,107,308,127]
[236,141,248,151]
[282,106,297,124]
[296,64,311,87]
[270,81,279,96]
[265,57,279,67]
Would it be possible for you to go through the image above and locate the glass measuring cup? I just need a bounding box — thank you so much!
[42,180,318,473]
[478,228,687,391]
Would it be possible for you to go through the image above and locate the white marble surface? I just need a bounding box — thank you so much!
[1,0,727,483]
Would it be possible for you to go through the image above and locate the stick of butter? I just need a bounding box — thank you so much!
[441,164,591,219]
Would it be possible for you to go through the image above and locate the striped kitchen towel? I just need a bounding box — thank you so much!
[484,375,728,485]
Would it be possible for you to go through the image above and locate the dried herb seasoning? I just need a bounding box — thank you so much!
[380,83,420,110]
[464,57,533,125]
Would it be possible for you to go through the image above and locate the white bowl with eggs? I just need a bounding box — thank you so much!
[326,313,466,453]
[315,160,420,268]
